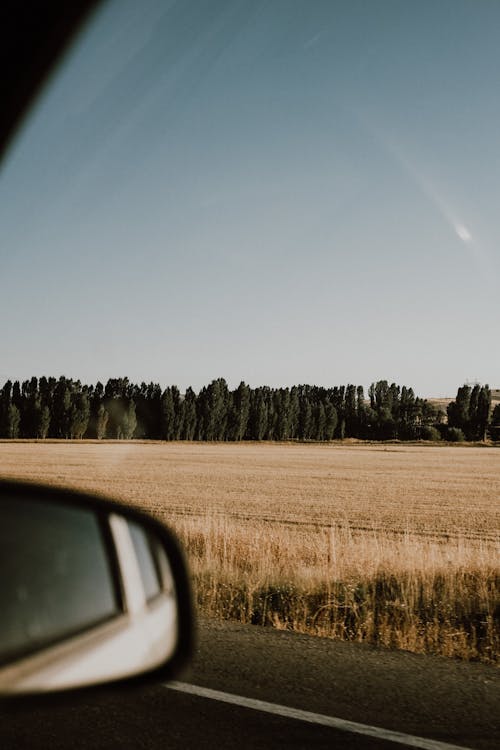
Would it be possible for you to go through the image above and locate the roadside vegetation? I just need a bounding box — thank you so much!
[179,515,498,663]
[1,442,498,664]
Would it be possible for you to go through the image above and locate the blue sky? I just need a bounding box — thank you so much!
[1,0,499,396]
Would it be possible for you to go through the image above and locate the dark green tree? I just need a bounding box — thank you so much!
[69,390,90,439]
[171,386,183,440]
[467,385,480,438]
[447,385,471,432]
[288,386,300,439]
[298,396,312,440]
[228,382,250,441]
[181,387,197,440]
[133,382,162,439]
[161,388,175,440]
[315,402,326,440]
[104,378,135,439]
[476,385,491,441]
[121,399,137,440]
[52,377,72,438]
[276,388,291,440]
[356,386,366,438]
[96,404,109,439]
[87,381,105,439]
[344,384,357,437]
[0,381,20,438]
[489,402,500,441]
[323,401,338,440]
[249,388,268,440]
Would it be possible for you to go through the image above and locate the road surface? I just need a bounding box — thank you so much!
[1,619,498,749]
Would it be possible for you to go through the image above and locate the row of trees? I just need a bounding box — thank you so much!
[0,376,497,442]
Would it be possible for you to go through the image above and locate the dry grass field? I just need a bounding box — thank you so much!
[428,389,500,415]
[1,441,499,663]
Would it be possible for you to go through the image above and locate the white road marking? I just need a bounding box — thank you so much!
[166,681,472,750]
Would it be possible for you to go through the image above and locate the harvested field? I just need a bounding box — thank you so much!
[1,441,499,663]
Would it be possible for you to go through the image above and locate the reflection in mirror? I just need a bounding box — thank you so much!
[0,492,180,694]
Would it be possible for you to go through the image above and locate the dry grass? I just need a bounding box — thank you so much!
[1,441,499,662]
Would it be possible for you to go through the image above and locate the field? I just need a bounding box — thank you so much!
[1,441,499,663]
[428,388,500,413]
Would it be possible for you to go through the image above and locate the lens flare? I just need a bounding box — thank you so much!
[455,224,472,243]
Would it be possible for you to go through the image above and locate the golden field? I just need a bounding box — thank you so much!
[1,441,499,662]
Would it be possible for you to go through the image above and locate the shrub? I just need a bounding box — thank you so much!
[447,426,465,442]
[435,422,449,440]
[420,425,441,441]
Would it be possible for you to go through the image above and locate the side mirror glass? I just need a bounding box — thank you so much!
[0,481,194,695]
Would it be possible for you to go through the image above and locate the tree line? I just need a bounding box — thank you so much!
[0,376,497,442]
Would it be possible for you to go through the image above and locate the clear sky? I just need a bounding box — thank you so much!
[1,0,499,397]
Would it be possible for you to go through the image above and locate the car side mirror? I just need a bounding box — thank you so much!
[0,481,194,696]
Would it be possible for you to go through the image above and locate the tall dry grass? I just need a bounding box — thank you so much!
[175,512,499,662]
[1,441,498,662]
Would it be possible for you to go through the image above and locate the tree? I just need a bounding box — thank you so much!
[52,377,72,438]
[5,403,20,438]
[356,386,366,439]
[0,381,20,438]
[133,382,162,439]
[276,388,291,440]
[377,407,396,440]
[265,390,278,440]
[489,403,500,441]
[447,384,491,441]
[298,397,312,440]
[467,384,480,438]
[228,382,250,441]
[323,401,338,440]
[181,387,197,440]
[65,389,89,439]
[161,388,175,440]
[447,385,471,432]
[104,378,135,439]
[87,381,105,439]
[369,381,397,439]
[249,388,268,440]
[476,385,491,441]
[344,384,357,438]
[208,379,229,440]
[20,377,39,437]
[171,386,183,440]
[331,386,345,438]
[35,405,51,438]
[315,402,326,440]
[96,404,109,439]
[121,399,137,439]
[195,379,229,441]
[288,387,300,439]
[389,383,400,423]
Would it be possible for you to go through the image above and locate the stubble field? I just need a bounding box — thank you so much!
[1,441,499,663]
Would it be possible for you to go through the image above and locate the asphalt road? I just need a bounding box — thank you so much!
[1,619,498,750]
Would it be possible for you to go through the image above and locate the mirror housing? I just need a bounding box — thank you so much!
[0,480,194,696]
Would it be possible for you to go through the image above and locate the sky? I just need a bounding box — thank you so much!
[1,0,499,397]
